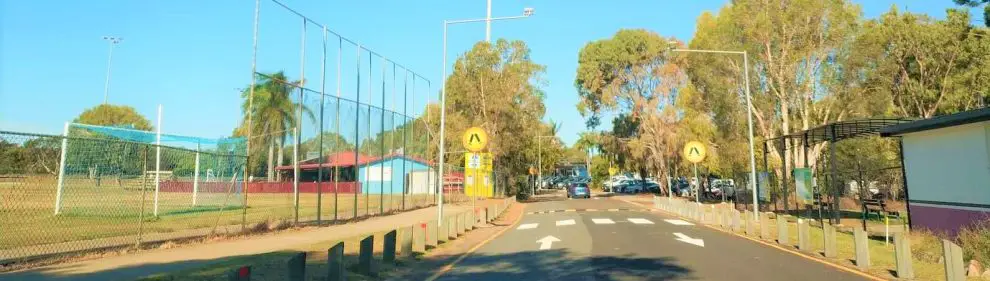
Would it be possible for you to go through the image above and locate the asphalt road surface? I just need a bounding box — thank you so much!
[433,192,871,281]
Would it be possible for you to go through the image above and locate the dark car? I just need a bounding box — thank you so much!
[567,183,591,199]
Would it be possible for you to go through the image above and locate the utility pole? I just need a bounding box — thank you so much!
[102,36,122,104]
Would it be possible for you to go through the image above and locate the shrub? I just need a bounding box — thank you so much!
[958,217,990,265]
[910,228,945,263]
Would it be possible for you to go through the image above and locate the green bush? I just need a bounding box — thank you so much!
[958,218,990,265]
[910,229,945,263]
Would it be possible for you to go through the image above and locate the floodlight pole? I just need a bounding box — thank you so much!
[193,142,200,205]
[102,36,122,104]
[153,104,162,217]
[438,11,532,226]
[54,122,70,215]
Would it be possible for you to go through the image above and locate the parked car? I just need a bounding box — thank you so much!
[567,183,591,199]
[616,179,646,193]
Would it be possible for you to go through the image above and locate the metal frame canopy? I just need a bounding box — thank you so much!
[760,117,915,227]
[768,118,915,144]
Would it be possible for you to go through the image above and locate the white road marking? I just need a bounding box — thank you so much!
[593,198,600,200]
[627,218,655,225]
[556,219,576,226]
[592,218,615,224]
[663,219,695,226]
[537,235,561,250]
[674,232,705,247]
[517,223,539,230]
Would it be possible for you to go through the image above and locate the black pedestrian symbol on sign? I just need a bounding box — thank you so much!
[469,134,481,144]
[688,147,701,157]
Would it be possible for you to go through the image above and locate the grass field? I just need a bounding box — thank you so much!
[0,176,464,260]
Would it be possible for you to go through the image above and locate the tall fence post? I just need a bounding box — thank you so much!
[942,239,965,281]
[854,227,871,270]
[893,232,914,279]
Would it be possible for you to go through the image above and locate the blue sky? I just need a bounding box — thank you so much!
[0,0,974,146]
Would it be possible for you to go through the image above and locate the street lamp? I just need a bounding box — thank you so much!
[437,8,534,226]
[102,36,122,104]
[669,43,759,220]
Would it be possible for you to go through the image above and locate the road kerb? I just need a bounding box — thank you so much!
[619,196,886,281]
[423,201,521,281]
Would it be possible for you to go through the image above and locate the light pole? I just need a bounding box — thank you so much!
[536,135,555,192]
[102,36,122,104]
[670,46,759,220]
[438,8,534,226]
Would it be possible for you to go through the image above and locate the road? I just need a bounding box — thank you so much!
[433,191,871,281]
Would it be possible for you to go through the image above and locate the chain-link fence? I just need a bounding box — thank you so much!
[0,131,247,262]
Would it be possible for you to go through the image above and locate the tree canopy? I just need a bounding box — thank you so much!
[74,104,153,131]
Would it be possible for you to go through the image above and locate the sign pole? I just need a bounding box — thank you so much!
[693,163,699,203]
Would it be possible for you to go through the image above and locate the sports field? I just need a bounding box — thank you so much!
[0,176,464,260]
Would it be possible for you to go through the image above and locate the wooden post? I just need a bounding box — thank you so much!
[854,227,870,270]
[894,232,914,279]
[798,219,810,251]
[942,239,965,281]
[823,223,837,258]
[401,226,414,257]
[383,230,397,263]
[777,215,789,245]
[760,212,771,240]
[359,235,374,275]
[327,242,345,281]
[228,265,251,281]
[427,220,438,248]
[287,252,306,281]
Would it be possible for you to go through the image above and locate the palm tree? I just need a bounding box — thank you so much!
[239,71,316,181]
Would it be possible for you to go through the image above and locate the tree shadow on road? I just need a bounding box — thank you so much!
[400,248,694,281]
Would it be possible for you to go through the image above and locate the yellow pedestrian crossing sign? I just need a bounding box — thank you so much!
[683,141,707,163]
[462,127,488,152]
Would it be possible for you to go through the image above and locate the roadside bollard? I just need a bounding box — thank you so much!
[760,213,771,240]
[401,226,414,258]
[823,223,837,258]
[777,215,789,245]
[894,232,914,279]
[467,211,475,230]
[447,216,457,240]
[383,230,397,263]
[942,239,965,281]
[359,235,374,275]
[487,206,495,222]
[733,211,743,233]
[853,227,870,270]
[413,223,427,253]
[439,217,450,243]
[457,213,466,235]
[228,265,251,281]
[327,242,345,281]
[797,219,810,251]
[427,220,438,248]
[287,252,306,281]
[745,211,755,236]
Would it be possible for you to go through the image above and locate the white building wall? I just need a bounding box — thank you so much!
[901,121,990,205]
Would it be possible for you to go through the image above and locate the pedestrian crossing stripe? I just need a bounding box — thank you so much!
[525,208,650,215]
